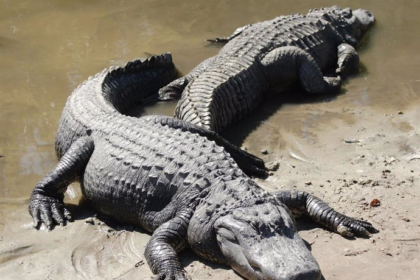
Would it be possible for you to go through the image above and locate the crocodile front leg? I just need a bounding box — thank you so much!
[145,210,192,280]
[274,190,377,238]
[260,46,342,94]
[29,136,94,230]
[336,43,360,77]
[158,56,217,101]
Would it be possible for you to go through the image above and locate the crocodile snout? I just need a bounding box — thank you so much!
[354,9,375,30]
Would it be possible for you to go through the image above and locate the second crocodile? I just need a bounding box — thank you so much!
[159,6,375,132]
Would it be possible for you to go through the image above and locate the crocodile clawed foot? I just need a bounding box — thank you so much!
[158,78,188,101]
[206,37,229,44]
[29,193,72,230]
[323,76,342,93]
[336,218,378,239]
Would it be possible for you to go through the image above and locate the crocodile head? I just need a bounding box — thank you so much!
[309,6,375,45]
[214,202,321,280]
[340,7,375,41]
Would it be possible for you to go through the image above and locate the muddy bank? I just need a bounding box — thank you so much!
[1,103,419,280]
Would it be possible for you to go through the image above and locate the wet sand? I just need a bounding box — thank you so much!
[1,0,420,279]
[2,103,420,280]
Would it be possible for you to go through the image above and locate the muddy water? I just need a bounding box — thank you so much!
[0,0,419,278]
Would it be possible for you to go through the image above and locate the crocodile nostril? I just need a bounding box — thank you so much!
[248,259,264,279]
[250,265,264,279]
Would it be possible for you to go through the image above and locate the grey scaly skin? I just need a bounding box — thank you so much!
[159,6,375,132]
[29,53,376,280]
[54,53,267,178]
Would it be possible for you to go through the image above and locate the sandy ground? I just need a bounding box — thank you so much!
[0,94,419,280]
[0,1,420,280]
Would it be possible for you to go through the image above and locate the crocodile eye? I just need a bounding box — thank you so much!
[342,8,353,18]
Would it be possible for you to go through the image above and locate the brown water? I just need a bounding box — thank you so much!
[0,0,419,277]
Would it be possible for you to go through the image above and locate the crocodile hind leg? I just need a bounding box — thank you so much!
[260,46,342,94]
[29,136,94,230]
[158,56,217,101]
[206,24,252,44]
[273,190,377,238]
[144,210,192,280]
[336,43,360,77]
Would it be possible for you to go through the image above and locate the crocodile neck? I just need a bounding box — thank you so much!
[187,177,272,262]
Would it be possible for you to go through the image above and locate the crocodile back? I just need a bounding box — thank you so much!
[222,14,342,70]
[82,114,251,231]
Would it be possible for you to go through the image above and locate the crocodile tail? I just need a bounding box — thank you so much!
[102,53,177,113]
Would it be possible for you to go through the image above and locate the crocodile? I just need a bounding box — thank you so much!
[29,53,376,280]
[158,6,375,132]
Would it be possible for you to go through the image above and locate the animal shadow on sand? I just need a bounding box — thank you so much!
[220,87,347,148]
[68,199,325,280]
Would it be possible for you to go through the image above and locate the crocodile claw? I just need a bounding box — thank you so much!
[244,163,269,179]
[152,270,191,280]
[29,193,72,230]
[336,217,378,238]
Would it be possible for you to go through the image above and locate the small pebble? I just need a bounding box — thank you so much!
[261,149,269,155]
[85,218,95,225]
[344,139,360,144]
[266,161,280,171]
